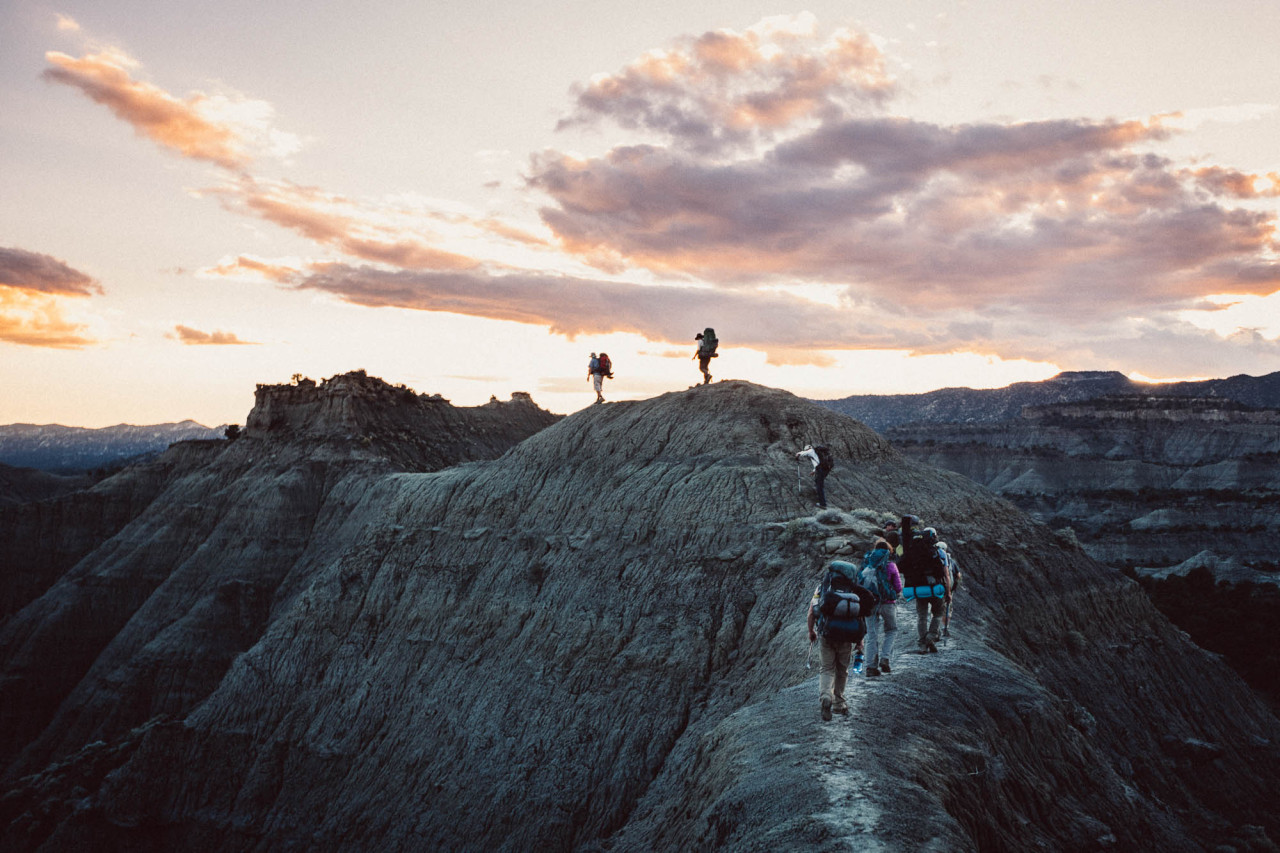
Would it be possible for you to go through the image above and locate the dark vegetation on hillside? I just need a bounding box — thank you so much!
[1126,566,1280,710]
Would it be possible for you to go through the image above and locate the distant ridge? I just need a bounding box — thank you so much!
[814,370,1280,431]
[0,421,225,473]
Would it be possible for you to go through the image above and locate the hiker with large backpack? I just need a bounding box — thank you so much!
[898,515,948,654]
[587,352,613,404]
[806,560,878,720]
[693,328,718,384]
[796,444,835,509]
[858,537,903,677]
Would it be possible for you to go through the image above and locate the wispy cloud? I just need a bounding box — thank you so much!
[170,325,259,345]
[43,48,300,171]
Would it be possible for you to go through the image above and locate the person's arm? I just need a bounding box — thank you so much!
[807,606,817,642]
[796,447,818,469]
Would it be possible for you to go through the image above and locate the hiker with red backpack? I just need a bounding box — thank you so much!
[587,352,612,404]
[807,560,878,720]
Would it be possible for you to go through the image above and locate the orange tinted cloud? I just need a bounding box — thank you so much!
[170,325,258,345]
[0,289,95,349]
[0,246,101,296]
[43,49,299,171]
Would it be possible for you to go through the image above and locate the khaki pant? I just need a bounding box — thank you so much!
[818,639,852,712]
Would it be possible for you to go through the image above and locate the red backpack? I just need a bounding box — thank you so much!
[598,353,612,377]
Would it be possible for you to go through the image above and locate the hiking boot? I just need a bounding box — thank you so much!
[879,658,891,674]
[821,697,832,721]
[833,705,849,715]
[865,666,881,677]
[925,640,938,654]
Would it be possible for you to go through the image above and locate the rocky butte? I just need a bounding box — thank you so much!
[1,372,1277,851]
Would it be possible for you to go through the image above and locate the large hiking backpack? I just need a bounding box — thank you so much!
[598,353,613,377]
[699,328,719,357]
[900,531,948,600]
[813,444,834,472]
[861,549,900,603]
[816,561,878,643]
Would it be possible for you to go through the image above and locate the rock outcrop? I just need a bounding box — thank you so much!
[1,378,1277,851]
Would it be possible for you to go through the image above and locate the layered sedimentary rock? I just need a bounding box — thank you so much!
[1,379,1277,851]
[889,396,1280,584]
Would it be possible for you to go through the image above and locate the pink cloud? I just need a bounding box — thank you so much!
[557,14,894,155]
[0,290,95,349]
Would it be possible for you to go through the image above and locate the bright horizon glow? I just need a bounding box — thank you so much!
[2,1,1278,427]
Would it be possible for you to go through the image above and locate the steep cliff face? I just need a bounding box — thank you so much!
[1,381,1277,852]
[889,397,1280,585]
[0,372,559,785]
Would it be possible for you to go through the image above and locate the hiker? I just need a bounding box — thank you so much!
[859,537,902,676]
[693,328,718,384]
[884,528,902,559]
[899,515,948,653]
[587,352,612,404]
[937,539,961,637]
[796,444,834,509]
[807,560,877,720]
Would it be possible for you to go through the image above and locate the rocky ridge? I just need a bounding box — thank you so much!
[0,421,225,473]
[1,377,1277,851]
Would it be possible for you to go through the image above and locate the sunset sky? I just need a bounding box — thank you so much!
[3,0,1279,427]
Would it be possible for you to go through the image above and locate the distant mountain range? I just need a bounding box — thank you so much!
[815,370,1280,431]
[0,421,225,473]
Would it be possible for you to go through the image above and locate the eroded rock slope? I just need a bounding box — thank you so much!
[1,379,1277,852]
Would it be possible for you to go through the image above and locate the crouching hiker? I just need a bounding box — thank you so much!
[807,560,878,720]
[859,537,902,676]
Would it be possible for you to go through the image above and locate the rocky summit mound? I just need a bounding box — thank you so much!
[1,379,1277,851]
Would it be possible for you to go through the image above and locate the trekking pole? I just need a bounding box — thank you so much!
[806,639,814,670]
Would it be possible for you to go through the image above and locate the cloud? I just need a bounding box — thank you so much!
[530,114,1280,322]
[170,325,259,345]
[291,263,888,350]
[0,246,101,296]
[558,13,894,156]
[43,48,300,170]
[0,290,95,349]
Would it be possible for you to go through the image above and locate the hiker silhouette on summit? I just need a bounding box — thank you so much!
[587,352,612,404]
[693,328,718,384]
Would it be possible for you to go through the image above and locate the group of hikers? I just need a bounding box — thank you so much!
[587,328,718,404]
[807,515,961,721]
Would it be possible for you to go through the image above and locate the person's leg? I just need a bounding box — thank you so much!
[916,598,930,648]
[832,642,852,712]
[818,639,837,717]
[592,373,604,401]
[880,603,898,665]
[814,467,828,507]
[927,598,943,645]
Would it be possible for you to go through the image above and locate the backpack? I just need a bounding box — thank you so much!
[860,549,900,603]
[699,328,719,357]
[598,353,612,377]
[813,444,834,472]
[815,561,878,643]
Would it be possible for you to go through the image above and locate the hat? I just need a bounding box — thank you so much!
[590,352,596,358]
[695,333,704,339]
